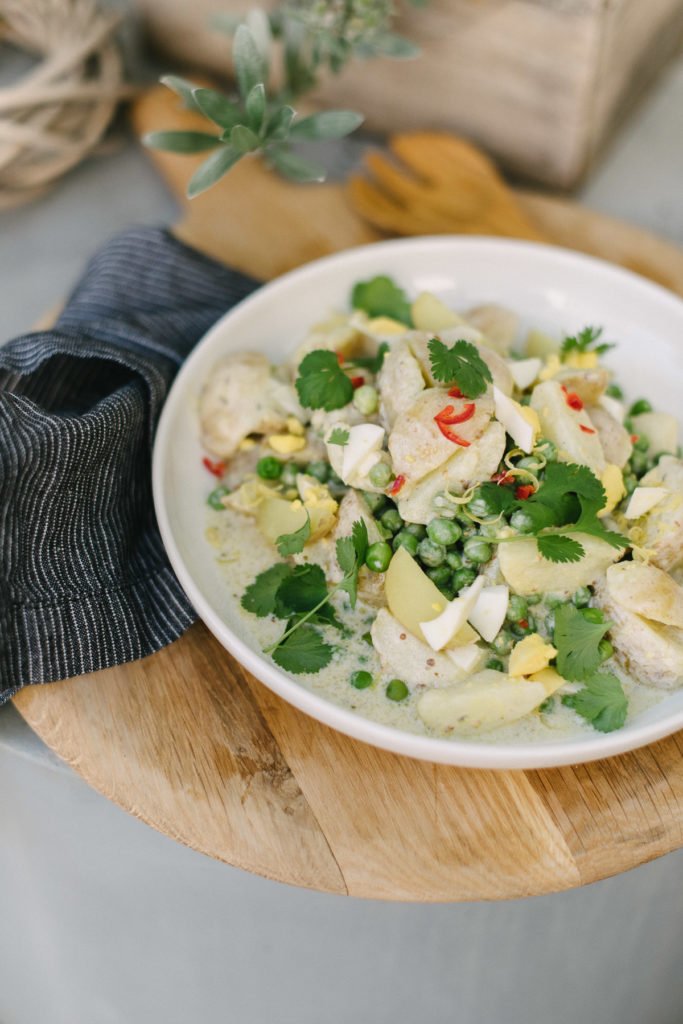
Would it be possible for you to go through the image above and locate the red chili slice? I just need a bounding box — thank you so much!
[518,619,529,630]
[579,424,596,434]
[388,474,406,496]
[561,384,584,411]
[336,352,345,366]
[515,484,535,500]
[435,420,471,446]
[492,471,514,487]
[203,456,226,477]
[448,386,463,398]
[350,376,364,389]
[630,434,639,444]
[435,402,476,426]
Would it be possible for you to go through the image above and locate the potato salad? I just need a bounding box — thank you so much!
[200,276,683,741]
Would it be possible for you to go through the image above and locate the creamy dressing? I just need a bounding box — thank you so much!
[206,507,661,746]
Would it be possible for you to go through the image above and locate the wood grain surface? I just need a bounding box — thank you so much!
[13,85,683,901]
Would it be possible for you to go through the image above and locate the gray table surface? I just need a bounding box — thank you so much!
[1,53,683,1024]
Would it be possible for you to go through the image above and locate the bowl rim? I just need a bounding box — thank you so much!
[153,234,683,769]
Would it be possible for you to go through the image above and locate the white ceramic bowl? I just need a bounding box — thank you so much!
[153,237,683,769]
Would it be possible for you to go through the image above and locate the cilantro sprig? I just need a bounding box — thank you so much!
[491,462,629,564]
[561,325,614,359]
[562,672,628,733]
[351,276,412,325]
[295,350,354,411]
[241,518,368,673]
[276,513,311,556]
[553,603,612,681]
[428,338,493,398]
[327,427,349,446]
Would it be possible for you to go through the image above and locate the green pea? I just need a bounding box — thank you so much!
[368,461,393,489]
[404,523,427,539]
[418,538,446,567]
[630,451,649,477]
[634,435,650,453]
[427,565,451,587]
[536,438,557,461]
[446,551,463,570]
[507,595,528,622]
[572,587,591,608]
[438,585,455,602]
[362,491,388,515]
[526,593,542,605]
[257,456,284,480]
[606,383,624,400]
[381,508,403,533]
[207,485,230,510]
[392,531,419,556]
[510,509,535,534]
[386,679,409,702]
[629,398,652,416]
[511,617,534,637]
[452,567,477,592]
[306,460,330,483]
[353,384,379,416]
[376,523,393,541]
[581,607,604,624]
[467,491,496,519]
[479,522,499,539]
[427,517,462,547]
[546,594,567,609]
[463,537,492,564]
[366,541,393,573]
[599,639,614,661]
[545,610,556,635]
[624,473,638,496]
[350,670,373,690]
[486,658,504,672]
[491,630,514,655]
[516,456,542,472]
[281,463,298,487]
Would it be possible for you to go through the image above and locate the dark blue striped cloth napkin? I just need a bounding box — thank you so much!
[0,227,260,704]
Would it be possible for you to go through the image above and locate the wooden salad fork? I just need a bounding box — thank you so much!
[347,131,549,241]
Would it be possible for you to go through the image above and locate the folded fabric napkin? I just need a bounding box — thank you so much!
[0,227,260,704]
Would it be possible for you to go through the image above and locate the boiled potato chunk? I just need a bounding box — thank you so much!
[588,406,633,469]
[525,329,558,359]
[634,456,683,571]
[631,412,678,458]
[595,580,683,689]
[376,340,425,429]
[385,546,448,643]
[417,670,547,734]
[498,534,621,595]
[530,380,605,474]
[411,292,464,332]
[256,496,307,542]
[371,609,468,689]
[605,562,683,628]
[464,304,519,355]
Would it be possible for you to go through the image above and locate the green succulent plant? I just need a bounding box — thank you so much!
[144,2,424,196]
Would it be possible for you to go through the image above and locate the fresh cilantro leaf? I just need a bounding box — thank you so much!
[351,276,412,325]
[276,563,327,613]
[477,482,516,516]
[561,325,614,359]
[553,603,612,681]
[336,518,369,608]
[271,625,334,674]
[562,671,628,732]
[296,350,354,411]
[539,462,605,507]
[346,342,390,374]
[241,564,292,617]
[276,513,310,556]
[427,338,493,398]
[327,427,349,446]
[537,534,584,563]
[573,498,630,551]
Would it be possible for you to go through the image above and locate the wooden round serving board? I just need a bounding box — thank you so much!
[13,87,683,901]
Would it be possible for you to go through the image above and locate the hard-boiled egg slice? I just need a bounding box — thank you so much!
[506,357,542,391]
[625,486,667,519]
[341,424,385,483]
[467,585,509,642]
[419,576,485,652]
[508,633,557,677]
[446,643,483,674]
[493,385,540,454]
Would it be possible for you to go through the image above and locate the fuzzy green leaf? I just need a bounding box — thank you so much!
[268,147,327,182]
[266,105,296,141]
[230,124,261,153]
[143,130,220,154]
[289,110,364,140]
[187,145,243,198]
[193,88,242,131]
[160,75,201,112]
[233,24,266,99]
[245,83,267,132]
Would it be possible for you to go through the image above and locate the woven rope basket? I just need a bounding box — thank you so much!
[0,0,132,209]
